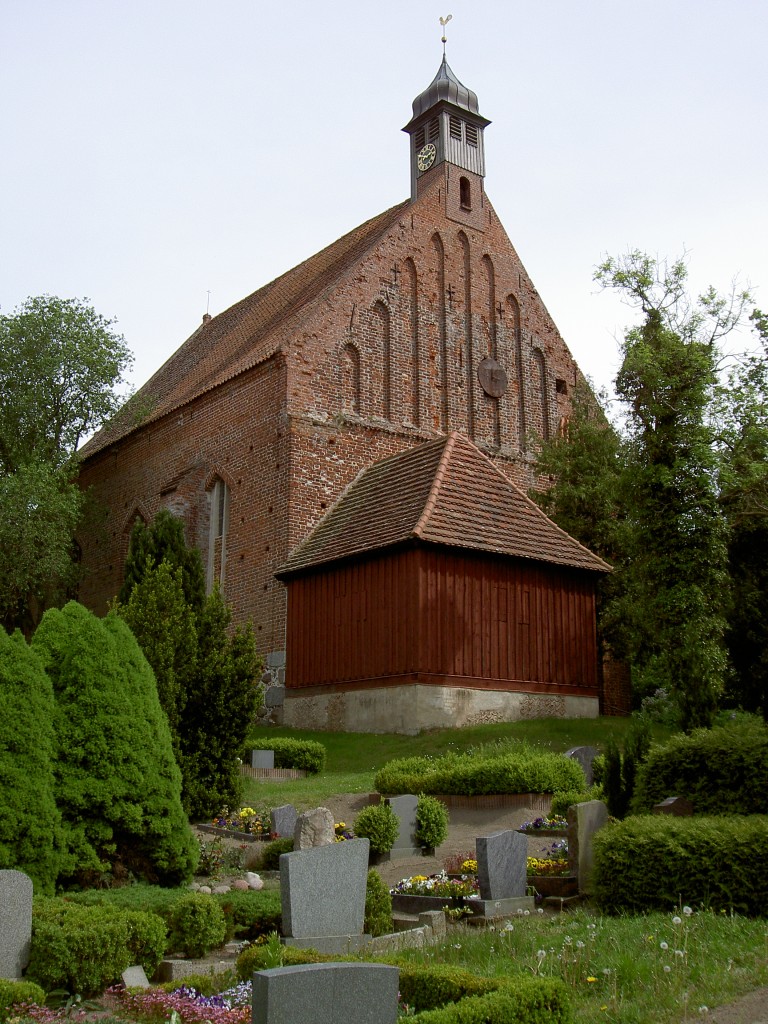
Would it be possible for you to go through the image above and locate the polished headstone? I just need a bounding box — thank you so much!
[475,829,527,900]
[0,870,33,979]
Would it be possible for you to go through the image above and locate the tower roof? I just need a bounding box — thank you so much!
[405,56,489,129]
[276,433,611,579]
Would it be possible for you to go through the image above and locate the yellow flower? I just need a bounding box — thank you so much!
[587,977,597,983]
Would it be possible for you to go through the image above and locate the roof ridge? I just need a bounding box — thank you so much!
[412,432,457,538]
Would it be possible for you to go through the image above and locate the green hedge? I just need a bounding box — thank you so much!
[248,737,326,773]
[413,979,571,1024]
[632,721,768,815]
[398,965,498,1010]
[27,901,166,995]
[592,815,768,916]
[375,750,584,796]
[0,980,46,1021]
[550,785,603,817]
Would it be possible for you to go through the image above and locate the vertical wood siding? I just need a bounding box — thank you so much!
[285,546,599,691]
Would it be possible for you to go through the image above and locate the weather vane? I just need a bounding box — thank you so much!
[439,14,452,56]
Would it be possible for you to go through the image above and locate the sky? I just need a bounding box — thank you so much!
[3,1,767,407]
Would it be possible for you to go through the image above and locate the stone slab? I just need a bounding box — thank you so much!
[0,869,33,980]
[122,965,150,989]
[567,800,609,894]
[464,895,535,919]
[251,749,275,769]
[280,837,369,938]
[264,686,286,708]
[475,829,527,900]
[270,804,298,838]
[281,934,372,953]
[564,745,600,786]
[385,795,419,854]
[252,962,399,1024]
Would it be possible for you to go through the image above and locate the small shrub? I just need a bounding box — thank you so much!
[217,888,282,940]
[412,978,572,1024]
[170,892,227,958]
[236,941,322,981]
[261,836,294,870]
[549,785,603,817]
[353,802,399,854]
[364,869,392,937]
[415,794,449,849]
[0,980,46,1021]
[156,970,236,996]
[397,964,497,1011]
[248,738,326,774]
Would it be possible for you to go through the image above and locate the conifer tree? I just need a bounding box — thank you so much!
[0,629,62,892]
[32,601,197,886]
[119,508,205,610]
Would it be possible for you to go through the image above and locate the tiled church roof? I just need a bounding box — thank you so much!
[276,432,611,578]
[80,200,409,459]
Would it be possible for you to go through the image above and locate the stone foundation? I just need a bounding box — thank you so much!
[282,685,598,735]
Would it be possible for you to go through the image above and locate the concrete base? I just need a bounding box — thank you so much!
[465,896,535,919]
[282,934,371,954]
[282,685,598,735]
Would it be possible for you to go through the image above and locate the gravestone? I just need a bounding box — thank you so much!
[280,837,370,952]
[122,965,150,989]
[252,962,399,1024]
[475,829,527,900]
[567,800,609,894]
[251,749,275,769]
[564,745,600,786]
[293,807,335,849]
[653,796,694,816]
[383,795,421,859]
[270,804,298,838]
[0,869,33,979]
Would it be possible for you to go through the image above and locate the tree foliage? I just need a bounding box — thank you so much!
[0,295,132,631]
[0,629,62,892]
[31,601,197,886]
[120,509,206,610]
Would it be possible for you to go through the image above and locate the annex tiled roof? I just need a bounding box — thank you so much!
[80,200,409,459]
[276,432,611,578]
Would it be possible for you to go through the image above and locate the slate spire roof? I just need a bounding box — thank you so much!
[80,200,409,460]
[276,433,611,579]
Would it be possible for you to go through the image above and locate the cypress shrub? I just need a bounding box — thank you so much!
[0,630,62,893]
[632,720,768,814]
[31,602,197,887]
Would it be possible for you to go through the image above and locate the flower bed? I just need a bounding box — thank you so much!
[199,806,272,842]
[390,871,479,913]
[518,814,568,838]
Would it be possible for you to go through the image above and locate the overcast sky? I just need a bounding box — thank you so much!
[3,1,766,406]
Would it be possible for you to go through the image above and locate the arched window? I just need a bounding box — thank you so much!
[207,477,229,593]
[460,176,472,210]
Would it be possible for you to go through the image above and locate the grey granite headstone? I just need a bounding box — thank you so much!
[280,837,369,947]
[565,745,600,786]
[122,965,150,989]
[567,799,609,894]
[251,749,275,769]
[252,962,399,1024]
[270,804,298,838]
[384,794,420,858]
[653,796,694,816]
[475,829,527,900]
[293,806,335,849]
[0,869,33,979]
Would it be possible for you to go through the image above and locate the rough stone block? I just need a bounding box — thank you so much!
[293,807,335,849]
[252,962,399,1024]
[280,837,369,939]
[475,829,527,900]
[0,870,33,980]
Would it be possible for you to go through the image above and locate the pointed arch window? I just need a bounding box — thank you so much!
[207,477,229,593]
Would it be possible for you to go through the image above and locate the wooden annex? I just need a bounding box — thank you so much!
[276,433,610,733]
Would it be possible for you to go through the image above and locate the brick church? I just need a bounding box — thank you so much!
[78,56,610,732]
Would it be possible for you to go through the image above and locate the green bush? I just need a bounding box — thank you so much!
[592,814,768,915]
[31,602,197,887]
[412,979,572,1024]
[0,629,62,893]
[398,965,497,1010]
[632,720,768,815]
[170,892,227,958]
[365,869,392,937]
[261,836,294,870]
[218,888,282,940]
[236,942,323,981]
[0,980,46,1021]
[27,902,166,996]
[156,970,236,996]
[549,785,603,817]
[375,749,584,797]
[415,795,449,849]
[248,737,326,774]
[353,802,399,854]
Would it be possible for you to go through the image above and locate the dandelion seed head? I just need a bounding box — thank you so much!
[663,965,671,973]
[672,916,682,925]
[683,906,693,916]
[660,941,669,950]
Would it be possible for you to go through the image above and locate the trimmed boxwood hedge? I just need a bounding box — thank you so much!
[412,979,571,1024]
[632,721,768,815]
[592,815,768,916]
[375,750,584,796]
[248,737,326,774]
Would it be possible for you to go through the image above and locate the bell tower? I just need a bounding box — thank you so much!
[403,56,491,203]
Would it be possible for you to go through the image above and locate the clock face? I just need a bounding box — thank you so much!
[417,143,437,172]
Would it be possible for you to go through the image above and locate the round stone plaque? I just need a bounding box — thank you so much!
[477,357,508,398]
